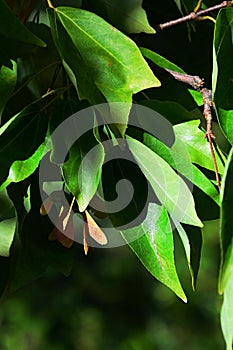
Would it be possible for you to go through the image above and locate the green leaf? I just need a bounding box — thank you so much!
[140,100,203,125]
[176,224,202,290]
[221,273,233,350]
[62,130,105,212]
[0,61,17,119]
[174,120,225,174]
[8,143,46,182]
[143,131,220,206]
[180,0,198,13]
[172,0,196,41]
[141,47,184,73]
[140,47,203,107]
[101,148,149,228]
[0,189,16,257]
[173,0,182,13]
[48,7,160,134]
[122,203,187,302]
[213,8,233,146]
[127,136,203,227]
[0,143,46,190]
[0,102,48,186]
[0,217,16,257]
[219,148,233,293]
[0,0,46,46]
[83,0,155,34]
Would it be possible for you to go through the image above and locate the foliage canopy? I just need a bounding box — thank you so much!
[0,0,233,348]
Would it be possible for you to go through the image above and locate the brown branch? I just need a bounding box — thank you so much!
[157,1,233,31]
[165,69,205,90]
[201,88,221,191]
[163,69,221,191]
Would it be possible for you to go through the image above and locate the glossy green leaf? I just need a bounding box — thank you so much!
[221,273,233,350]
[122,203,187,302]
[127,136,203,227]
[0,102,48,186]
[0,189,16,257]
[48,7,160,134]
[0,143,46,190]
[0,0,46,46]
[83,0,155,34]
[0,61,17,119]
[62,131,105,212]
[219,148,233,293]
[213,8,233,146]
[174,120,225,174]
[141,47,184,72]
[143,132,220,206]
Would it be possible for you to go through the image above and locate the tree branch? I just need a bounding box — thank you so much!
[157,1,233,31]
[161,68,221,191]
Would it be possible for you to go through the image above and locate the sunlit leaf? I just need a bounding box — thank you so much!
[174,120,225,174]
[143,131,220,206]
[122,203,187,302]
[48,7,160,135]
[0,102,48,186]
[127,136,203,227]
[0,143,46,191]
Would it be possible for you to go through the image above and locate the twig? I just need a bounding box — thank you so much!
[201,88,221,191]
[157,1,233,31]
[165,69,205,90]
[47,0,55,9]
[163,69,221,191]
